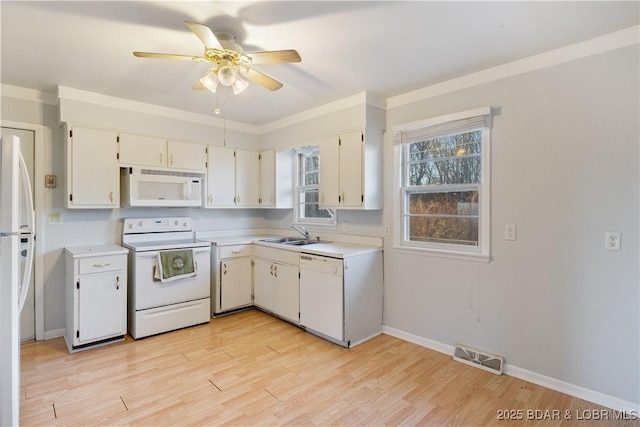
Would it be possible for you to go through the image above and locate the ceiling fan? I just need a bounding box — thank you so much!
[133,21,301,94]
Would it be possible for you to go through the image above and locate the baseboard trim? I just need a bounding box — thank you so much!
[43,328,65,340]
[382,325,639,414]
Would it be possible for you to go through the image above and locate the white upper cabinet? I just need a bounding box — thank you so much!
[167,140,207,171]
[206,146,260,208]
[235,149,260,207]
[206,146,236,207]
[118,133,166,168]
[319,129,382,210]
[259,148,293,209]
[66,125,119,209]
[119,133,206,171]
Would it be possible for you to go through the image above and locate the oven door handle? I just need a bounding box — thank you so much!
[134,247,210,258]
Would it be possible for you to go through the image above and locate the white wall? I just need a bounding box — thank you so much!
[383,46,639,406]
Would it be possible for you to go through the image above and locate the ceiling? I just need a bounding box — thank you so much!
[1,1,638,126]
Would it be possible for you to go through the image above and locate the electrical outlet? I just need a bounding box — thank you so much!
[605,232,621,251]
[48,213,63,225]
[504,224,516,241]
[384,225,391,236]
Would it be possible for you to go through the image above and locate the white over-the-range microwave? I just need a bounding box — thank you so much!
[120,168,203,207]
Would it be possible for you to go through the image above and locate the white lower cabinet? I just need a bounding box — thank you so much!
[64,245,128,352]
[253,246,300,324]
[212,244,253,315]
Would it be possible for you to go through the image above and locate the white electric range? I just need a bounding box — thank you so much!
[122,217,211,339]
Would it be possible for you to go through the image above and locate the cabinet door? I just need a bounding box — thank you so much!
[168,140,206,171]
[68,126,119,208]
[338,130,363,207]
[77,272,125,343]
[235,149,260,207]
[119,132,166,167]
[206,146,236,207]
[260,149,275,207]
[274,263,300,324]
[253,258,276,313]
[318,136,340,207]
[220,257,253,311]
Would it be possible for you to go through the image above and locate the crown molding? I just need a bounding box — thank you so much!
[387,25,639,110]
[259,91,385,134]
[1,84,58,105]
[56,86,261,134]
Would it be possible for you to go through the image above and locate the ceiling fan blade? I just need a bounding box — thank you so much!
[243,67,284,91]
[245,49,301,64]
[133,52,206,62]
[185,21,223,50]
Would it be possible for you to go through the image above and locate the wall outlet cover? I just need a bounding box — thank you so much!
[504,224,516,241]
[48,213,63,225]
[605,232,621,251]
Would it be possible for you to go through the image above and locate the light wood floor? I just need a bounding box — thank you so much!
[20,309,638,426]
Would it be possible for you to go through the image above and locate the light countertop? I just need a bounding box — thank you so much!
[196,234,381,258]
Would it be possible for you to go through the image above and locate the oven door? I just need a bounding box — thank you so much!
[131,247,210,310]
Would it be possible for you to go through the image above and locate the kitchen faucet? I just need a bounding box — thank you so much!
[291,224,309,240]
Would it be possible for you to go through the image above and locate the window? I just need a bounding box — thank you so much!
[394,107,491,259]
[295,147,335,226]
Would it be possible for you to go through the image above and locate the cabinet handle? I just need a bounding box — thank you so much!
[273,265,278,278]
[341,191,345,204]
[236,195,240,204]
[160,152,163,164]
[170,154,174,166]
[231,250,242,254]
[223,263,227,275]
[109,190,114,203]
[93,263,111,268]
[208,193,213,205]
[115,276,120,290]
[269,264,274,276]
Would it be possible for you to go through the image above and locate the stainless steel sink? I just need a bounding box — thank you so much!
[259,237,329,246]
[260,237,303,244]
[283,239,321,246]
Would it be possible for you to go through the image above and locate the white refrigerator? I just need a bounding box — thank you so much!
[1,135,35,426]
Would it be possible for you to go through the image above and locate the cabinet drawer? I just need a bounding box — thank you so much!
[254,245,299,266]
[78,255,126,274]
[219,244,252,259]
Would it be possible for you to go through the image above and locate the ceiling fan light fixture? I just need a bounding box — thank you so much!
[218,65,238,86]
[231,75,249,95]
[200,69,219,93]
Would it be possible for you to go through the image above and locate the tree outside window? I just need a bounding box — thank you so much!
[396,107,491,257]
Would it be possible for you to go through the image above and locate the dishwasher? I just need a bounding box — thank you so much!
[299,254,344,343]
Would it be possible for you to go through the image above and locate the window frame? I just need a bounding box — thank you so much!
[393,107,491,262]
[293,146,336,227]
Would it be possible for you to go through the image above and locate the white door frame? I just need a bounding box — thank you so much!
[1,120,49,341]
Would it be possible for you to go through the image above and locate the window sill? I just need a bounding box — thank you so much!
[392,245,491,263]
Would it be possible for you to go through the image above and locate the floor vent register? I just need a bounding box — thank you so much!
[453,344,504,375]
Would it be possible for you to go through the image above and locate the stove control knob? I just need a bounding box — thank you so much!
[138,220,144,227]
[183,221,188,227]
[174,220,179,226]
[128,223,133,229]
